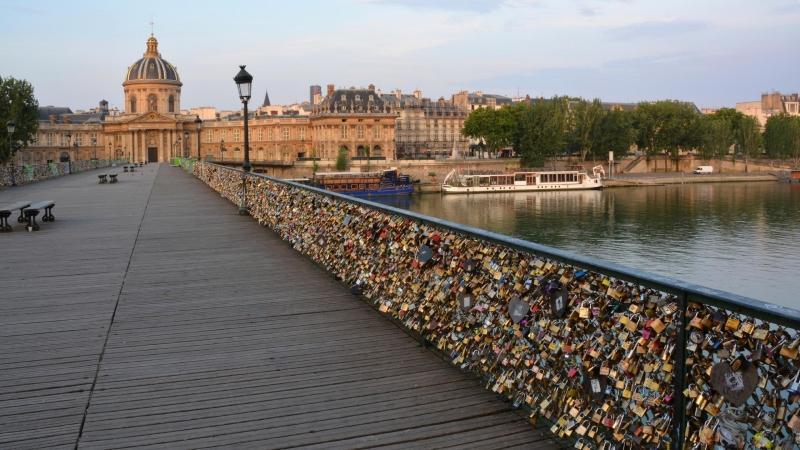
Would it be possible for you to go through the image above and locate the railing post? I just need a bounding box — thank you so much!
[673,291,689,449]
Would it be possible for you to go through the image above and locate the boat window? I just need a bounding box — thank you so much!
[479,177,489,186]
[515,173,525,182]
[359,184,366,190]
[351,184,358,189]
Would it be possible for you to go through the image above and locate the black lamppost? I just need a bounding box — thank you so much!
[220,138,226,161]
[92,137,97,161]
[194,117,202,160]
[6,121,16,186]
[234,65,253,215]
[183,131,189,158]
[234,65,253,173]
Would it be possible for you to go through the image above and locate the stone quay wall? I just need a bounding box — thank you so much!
[192,161,800,450]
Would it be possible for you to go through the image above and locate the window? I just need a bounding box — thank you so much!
[299,128,305,140]
[282,127,289,140]
[268,128,273,141]
[206,130,213,142]
[341,125,348,139]
[168,95,175,113]
[148,94,158,112]
[341,94,346,101]
[76,135,82,146]
[233,129,241,141]
[130,96,137,113]
[373,126,380,139]
[357,125,364,139]
[47,133,53,146]
[355,95,360,102]
[257,128,263,141]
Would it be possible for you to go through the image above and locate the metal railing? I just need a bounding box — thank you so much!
[193,161,800,450]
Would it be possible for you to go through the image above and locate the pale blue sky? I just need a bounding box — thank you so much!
[1,0,798,111]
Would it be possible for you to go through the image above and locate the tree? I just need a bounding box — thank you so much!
[516,96,570,167]
[568,98,605,161]
[633,101,702,171]
[764,114,800,165]
[462,107,514,158]
[699,115,734,163]
[0,76,39,164]
[335,146,349,171]
[737,116,762,172]
[592,109,634,160]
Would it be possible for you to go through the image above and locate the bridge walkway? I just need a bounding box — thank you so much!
[0,164,559,449]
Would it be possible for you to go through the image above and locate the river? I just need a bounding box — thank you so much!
[376,181,800,308]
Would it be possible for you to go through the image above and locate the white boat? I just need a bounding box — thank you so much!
[441,166,603,194]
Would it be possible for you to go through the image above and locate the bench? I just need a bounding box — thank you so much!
[23,201,55,232]
[123,166,129,173]
[98,174,108,184]
[0,201,31,232]
[109,174,118,183]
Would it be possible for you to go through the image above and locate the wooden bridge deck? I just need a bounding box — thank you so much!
[0,165,559,449]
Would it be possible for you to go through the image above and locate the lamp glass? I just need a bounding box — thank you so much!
[6,121,15,134]
[234,65,253,101]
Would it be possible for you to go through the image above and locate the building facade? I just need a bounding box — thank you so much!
[736,92,800,127]
[28,35,202,164]
[383,92,469,159]
[451,90,512,111]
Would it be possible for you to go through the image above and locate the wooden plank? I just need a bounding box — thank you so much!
[0,165,557,449]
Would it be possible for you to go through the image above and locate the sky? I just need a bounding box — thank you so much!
[1,0,799,112]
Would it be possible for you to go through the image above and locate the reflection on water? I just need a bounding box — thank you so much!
[374,182,800,308]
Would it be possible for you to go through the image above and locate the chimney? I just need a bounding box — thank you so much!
[368,83,375,91]
[327,84,335,97]
[395,89,402,100]
[413,89,422,99]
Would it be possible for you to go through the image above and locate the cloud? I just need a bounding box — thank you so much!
[363,0,507,12]
[607,19,708,40]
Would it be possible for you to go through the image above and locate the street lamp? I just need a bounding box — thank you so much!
[194,117,202,160]
[6,121,16,186]
[234,65,253,216]
[183,131,189,158]
[220,138,226,161]
[92,137,97,160]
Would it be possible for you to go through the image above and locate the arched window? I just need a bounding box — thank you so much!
[168,95,175,113]
[148,94,158,112]
[130,96,137,113]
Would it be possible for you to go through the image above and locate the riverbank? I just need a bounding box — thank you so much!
[603,173,778,188]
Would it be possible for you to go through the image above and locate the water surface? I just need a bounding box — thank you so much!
[377,182,800,309]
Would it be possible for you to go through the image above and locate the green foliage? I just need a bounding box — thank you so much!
[514,97,570,167]
[737,116,762,161]
[568,98,605,161]
[763,114,800,163]
[0,76,39,164]
[593,109,635,159]
[462,107,514,157]
[335,146,349,171]
[633,101,702,169]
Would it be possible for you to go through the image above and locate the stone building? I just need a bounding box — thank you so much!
[736,92,800,127]
[383,91,469,159]
[20,36,413,167]
[28,34,202,163]
[309,85,397,160]
[451,90,512,111]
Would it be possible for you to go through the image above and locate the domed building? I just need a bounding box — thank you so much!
[99,34,201,163]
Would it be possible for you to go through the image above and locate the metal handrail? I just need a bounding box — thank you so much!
[209,162,800,328]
